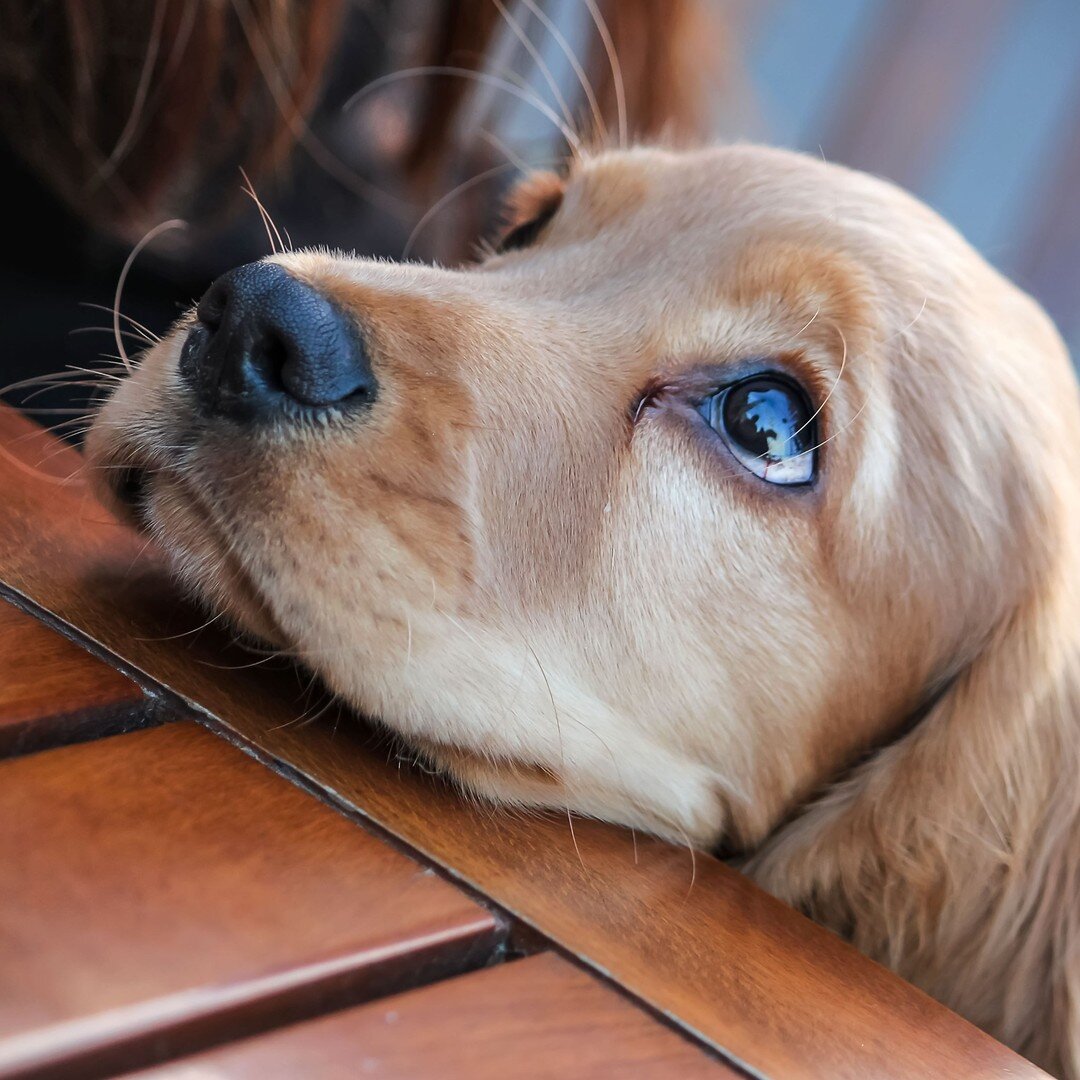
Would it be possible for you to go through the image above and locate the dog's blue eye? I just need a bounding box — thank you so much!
[701,375,815,485]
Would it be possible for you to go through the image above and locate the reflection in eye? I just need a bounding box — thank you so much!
[702,375,815,485]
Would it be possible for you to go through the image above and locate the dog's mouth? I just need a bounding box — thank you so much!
[112,463,155,532]
[99,450,290,649]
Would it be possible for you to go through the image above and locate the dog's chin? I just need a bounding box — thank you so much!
[171,548,289,653]
[404,726,728,847]
[408,734,564,798]
[193,569,289,652]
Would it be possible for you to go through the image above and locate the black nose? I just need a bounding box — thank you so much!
[179,262,376,420]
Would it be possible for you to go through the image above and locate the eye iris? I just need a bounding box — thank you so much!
[701,374,816,486]
[721,379,811,460]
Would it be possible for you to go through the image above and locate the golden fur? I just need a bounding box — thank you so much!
[86,145,1080,1076]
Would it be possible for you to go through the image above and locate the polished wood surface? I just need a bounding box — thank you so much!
[0,721,500,1079]
[0,407,1047,1079]
[0,598,144,757]
[133,953,733,1079]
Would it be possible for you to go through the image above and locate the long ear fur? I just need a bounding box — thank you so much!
[747,558,1080,1076]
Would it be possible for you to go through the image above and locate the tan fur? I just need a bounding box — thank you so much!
[86,144,1080,1075]
[501,170,565,232]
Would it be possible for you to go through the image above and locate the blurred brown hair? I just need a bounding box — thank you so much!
[0,0,719,242]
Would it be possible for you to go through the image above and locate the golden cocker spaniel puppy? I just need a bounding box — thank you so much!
[87,145,1080,1077]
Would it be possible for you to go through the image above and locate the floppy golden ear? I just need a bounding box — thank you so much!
[747,576,1080,1076]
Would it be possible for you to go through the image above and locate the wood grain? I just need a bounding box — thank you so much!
[0,407,1047,1079]
[0,721,500,1080]
[131,952,734,1079]
[0,596,145,757]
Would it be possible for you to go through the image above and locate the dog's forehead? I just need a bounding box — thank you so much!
[568,144,939,265]
[572,145,822,228]
[556,145,978,365]
[538,151,852,331]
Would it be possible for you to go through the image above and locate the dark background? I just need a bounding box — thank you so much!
[2,0,1077,442]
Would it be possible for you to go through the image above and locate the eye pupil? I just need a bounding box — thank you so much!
[722,380,811,461]
[704,374,816,485]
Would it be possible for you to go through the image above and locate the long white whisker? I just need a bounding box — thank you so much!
[477,129,531,173]
[0,371,107,398]
[491,0,576,135]
[20,383,112,406]
[883,295,929,344]
[795,393,872,460]
[69,327,153,345]
[518,0,603,139]
[404,150,566,260]
[64,364,127,384]
[787,322,847,444]
[239,167,284,255]
[793,306,821,339]
[582,0,626,147]
[522,636,587,874]
[113,219,187,372]
[404,163,519,259]
[344,67,583,154]
[80,303,161,343]
[134,608,228,642]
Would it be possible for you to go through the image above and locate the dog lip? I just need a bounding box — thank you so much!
[126,465,290,650]
[97,460,157,534]
[114,465,154,529]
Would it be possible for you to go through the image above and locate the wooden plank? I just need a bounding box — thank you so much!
[131,953,734,1079]
[0,407,1046,1079]
[0,721,500,1080]
[0,597,145,757]
[820,0,1014,191]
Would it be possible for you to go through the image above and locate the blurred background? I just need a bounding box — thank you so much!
[1,0,1078,436]
[740,0,1080,365]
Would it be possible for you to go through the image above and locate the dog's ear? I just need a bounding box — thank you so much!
[747,575,1080,1075]
[742,276,1080,1072]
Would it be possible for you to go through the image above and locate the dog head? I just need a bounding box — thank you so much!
[86,144,1080,850]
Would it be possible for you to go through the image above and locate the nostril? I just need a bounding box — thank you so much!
[341,381,375,405]
[278,329,375,408]
[196,281,229,331]
[248,331,289,396]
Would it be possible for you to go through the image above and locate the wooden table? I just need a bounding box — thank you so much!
[0,406,1048,1079]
